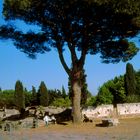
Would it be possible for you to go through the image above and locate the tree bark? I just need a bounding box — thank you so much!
[57,43,85,123]
[71,72,82,123]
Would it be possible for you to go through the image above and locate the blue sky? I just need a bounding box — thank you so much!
[0,0,140,95]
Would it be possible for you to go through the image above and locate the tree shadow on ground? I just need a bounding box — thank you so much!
[96,123,108,127]
[54,108,72,125]
[2,110,29,121]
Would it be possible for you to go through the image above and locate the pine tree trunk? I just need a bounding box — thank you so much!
[72,80,82,123]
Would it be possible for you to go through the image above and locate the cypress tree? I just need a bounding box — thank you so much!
[38,81,49,106]
[15,80,25,116]
[31,86,37,105]
[125,63,136,96]
[62,86,67,98]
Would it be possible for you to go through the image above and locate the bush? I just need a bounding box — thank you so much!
[96,86,113,105]
[51,97,71,107]
[125,95,140,103]
[85,96,97,106]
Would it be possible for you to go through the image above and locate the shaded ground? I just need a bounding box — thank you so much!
[0,117,140,140]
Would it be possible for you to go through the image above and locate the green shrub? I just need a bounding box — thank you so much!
[51,97,71,107]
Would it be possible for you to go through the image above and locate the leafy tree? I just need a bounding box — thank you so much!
[125,63,136,95]
[38,81,49,106]
[126,94,140,103]
[97,76,126,105]
[0,90,15,108]
[0,0,140,123]
[51,97,71,107]
[111,76,126,104]
[85,96,97,107]
[15,80,25,116]
[48,89,66,105]
[96,84,114,105]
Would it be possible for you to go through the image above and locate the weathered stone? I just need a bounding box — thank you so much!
[102,118,119,127]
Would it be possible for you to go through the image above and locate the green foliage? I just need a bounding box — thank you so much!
[48,89,67,105]
[135,70,140,95]
[125,63,136,95]
[97,63,140,104]
[51,97,71,107]
[38,81,49,106]
[125,95,140,103]
[0,0,139,62]
[97,75,127,105]
[14,80,25,112]
[110,76,126,104]
[24,89,32,107]
[85,96,97,106]
[96,85,113,105]
[31,86,38,105]
[61,86,67,99]
[0,90,15,108]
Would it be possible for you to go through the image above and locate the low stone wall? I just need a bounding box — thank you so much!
[82,105,114,118]
[1,103,140,120]
[117,103,140,116]
[82,103,140,119]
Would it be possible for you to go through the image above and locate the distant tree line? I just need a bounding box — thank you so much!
[0,63,139,110]
[94,63,140,106]
[0,81,71,110]
[0,68,90,110]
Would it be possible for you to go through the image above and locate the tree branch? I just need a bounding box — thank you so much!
[79,48,87,69]
[68,42,78,66]
[57,46,71,76]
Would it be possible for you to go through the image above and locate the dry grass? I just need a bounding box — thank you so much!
[1,117,140,140]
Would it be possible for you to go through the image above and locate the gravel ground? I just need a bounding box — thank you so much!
[0,117,140,140]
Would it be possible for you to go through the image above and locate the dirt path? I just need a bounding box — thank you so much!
[0,117,140,140]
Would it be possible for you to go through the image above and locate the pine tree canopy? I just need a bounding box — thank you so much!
[0,0,139,66]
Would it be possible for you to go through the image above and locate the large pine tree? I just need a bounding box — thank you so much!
[0,0,140,123]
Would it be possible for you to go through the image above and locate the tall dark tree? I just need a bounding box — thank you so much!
[15,80,25,117]
[135,70,140,95]
[61,86,67,99]
[31,86,37,105]
[125,63,136,96]
[24,87,31,106]
[0,0,140,123]
[38,81,49,106]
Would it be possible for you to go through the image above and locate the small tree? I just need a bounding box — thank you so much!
[15,80,25,117]
[96,85,113,105]
[38,81,49,106]
[125,63,136,96]
[31,86,37,105]
[61,86,67,99]
[0,90,15,108]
